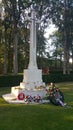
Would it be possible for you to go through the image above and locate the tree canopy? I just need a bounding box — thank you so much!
[0,0,73,75]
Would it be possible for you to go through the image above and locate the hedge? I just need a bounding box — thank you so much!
[0,75,23,87]
[0,73,73,87]
[43,73,73,83]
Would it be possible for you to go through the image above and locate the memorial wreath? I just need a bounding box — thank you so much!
[46,83,64,105]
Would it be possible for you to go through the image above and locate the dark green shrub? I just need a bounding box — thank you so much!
[43,73,73,83]
[0,73,73,87]
[0,75,23,87]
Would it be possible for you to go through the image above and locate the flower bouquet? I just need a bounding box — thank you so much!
[46,83,64,105]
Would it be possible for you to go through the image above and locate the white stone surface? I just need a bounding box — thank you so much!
[23,69,42,83]
[20,68,44,89]
[2,93,49,104]
[2,94,25,104]
[2,88,47,104]
[28,8,37,69]
[11,87,46,98]
[11,86,23,97]
[2,93,16,101]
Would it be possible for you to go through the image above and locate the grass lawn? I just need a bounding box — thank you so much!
[0,82,73,130]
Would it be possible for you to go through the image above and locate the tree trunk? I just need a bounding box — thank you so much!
[71,49,73,71]
[66,49,70,74]
[4,29,8,75]
[63,0,70,74]
[60,54,62,71]
[4,49,8,74]
[13,27,18,75]
[63,29,67,74]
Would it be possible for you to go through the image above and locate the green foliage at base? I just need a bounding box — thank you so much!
[0,73,73,87]
[43,73,73,84]
[0,75,23,87]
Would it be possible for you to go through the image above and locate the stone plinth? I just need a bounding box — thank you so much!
[21,68,43,89]
[11,87,46,99]
[11,68,46,99]
[3,67,46,103]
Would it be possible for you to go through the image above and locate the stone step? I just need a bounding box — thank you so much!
[2,93,16,102]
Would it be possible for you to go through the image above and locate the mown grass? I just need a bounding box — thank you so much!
[0,82,73,130]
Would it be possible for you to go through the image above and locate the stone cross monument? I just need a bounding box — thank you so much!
[3,6,46,103]
[20,7,44,90]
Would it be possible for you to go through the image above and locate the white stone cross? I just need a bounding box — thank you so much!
[28,7,38,69]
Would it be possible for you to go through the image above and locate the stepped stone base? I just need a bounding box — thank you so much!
[2,87,46,104]
[2,69,46,103]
